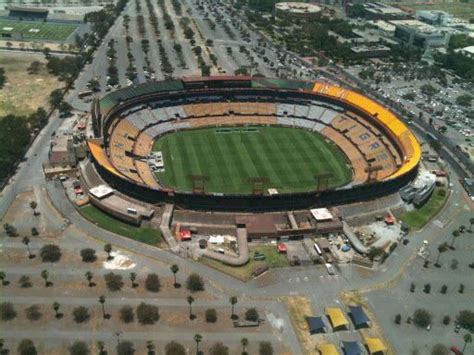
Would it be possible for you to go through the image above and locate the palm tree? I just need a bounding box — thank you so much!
[170,264,179,287]
[97,341,106,355]
[194,334,202,355]
[435,242,448,267]
[104,243,113,260]
[99,295,107,319]
[52,301,60,318]
[22,236,34,258]
[29,201,38,216]
[187,295,195,320]
[463,334,472,353]
[230,296,238,319]
[450,230,460,249]
[241,338,249,354]
[41,269,50,287]
[130,272,137,288]
[85,271,94,287]
[0,271,7,286]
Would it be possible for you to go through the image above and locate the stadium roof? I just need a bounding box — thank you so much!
[319,343,339,355]
[348,305,370,327]
[307,316,326,334]
[341,341,362,355]
[365,337,387,354]
[326,307,349,329]
[89,185,114,199]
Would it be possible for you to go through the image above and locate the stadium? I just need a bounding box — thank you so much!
[86,76,421,212]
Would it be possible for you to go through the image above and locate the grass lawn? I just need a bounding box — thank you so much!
[0,52,62,117]
[153,126,352,194]
[79,205,163,247]
[201,245,289,281]
[399,187,449,230]
[0,19,78,41]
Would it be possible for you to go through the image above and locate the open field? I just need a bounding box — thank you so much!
[0,52,62,117]
[201,245,289,281]
[399,187,449,230]
[153,126,352,194]
[0,19,78,42]
[389,2,474,19]
[79,205,164,247]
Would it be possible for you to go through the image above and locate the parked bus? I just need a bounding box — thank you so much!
[313,242,322,256]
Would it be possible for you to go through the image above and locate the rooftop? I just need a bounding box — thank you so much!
[274,2,322,14]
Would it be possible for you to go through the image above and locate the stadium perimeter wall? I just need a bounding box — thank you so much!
[89,77,421,212]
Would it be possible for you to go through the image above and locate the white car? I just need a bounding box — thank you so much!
[325,263,335,275]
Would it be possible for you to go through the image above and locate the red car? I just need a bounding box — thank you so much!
[450,346,462,355]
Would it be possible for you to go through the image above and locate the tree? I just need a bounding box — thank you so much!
[209,342,229,355]
[456,94,472,107]
[41,269,51,287]
[146,340,155,355]
[85,271,94,287]
[104,272,123,291]
[31,227,39,236]
[434,242,448,267]
[97,341,106,355]
[0,303,17,321]
[0,271,8,286]
[73,306,90,323]
[259,342,274,355]
[456,310,474,331]
[129,272,137,288]
[459,283,465,294]
[52,301,61,318]
[241,338,249,355]
[423,283,431,294]
[443,315,450,325]
[463,334,472,353]
[104,244,113,260]
[205,308,217,323]
[120,305,134,323]
[395,314,401,324]
[187,295,195,319]
[186,273,204,292]
[59,102,73,116]
[3,223,17,237]
[117,341,135,355]
[136,303,160,325]
[230,296,238,319]
[40,244,62,262]
[440,285,447,294]
[194,334,202,355]
[80,248,97,262]
[29,201,38,216]
[27,60,43,74]
[165,342,185,355]
[19,275,32,288]
[49,89,63,108]
[450,230,460,249]
[410,283,415,292]
[18,339,37,355]
[22,236,34,259]
[99,295,108,319]
[420,84,437,97]
[413,309,432,328]
[145,273,160,292]
[25,305,42,321]
[367,247,384,261]
[245,308,259,322]
[69,341,89,355]
[431,344,449,355]
[42,47,51,58]
[170,264,179,287]
[469,217,474,232]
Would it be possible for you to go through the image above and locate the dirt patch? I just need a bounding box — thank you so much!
[284,296,321,354]
[0,52,63,117]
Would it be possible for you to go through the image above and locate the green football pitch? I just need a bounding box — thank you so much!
[0,20,78,42]
[152,126,352,194]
